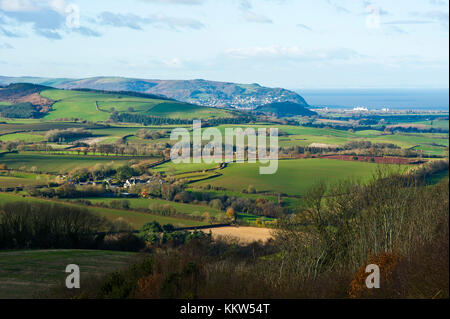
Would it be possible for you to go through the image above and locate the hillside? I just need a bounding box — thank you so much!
[0,83,236,121]
[0,83,55,118]
[0,76,309,109]
[256,101,317,117]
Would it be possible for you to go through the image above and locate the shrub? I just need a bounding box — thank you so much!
[141,221,163,233]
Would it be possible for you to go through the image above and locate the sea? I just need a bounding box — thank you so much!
[295,89,449,111]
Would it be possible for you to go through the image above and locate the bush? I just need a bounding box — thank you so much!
[141,221,163,233]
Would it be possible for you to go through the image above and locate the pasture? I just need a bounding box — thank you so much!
[0,250,136,298]
[86,197,224,218]
[153,161,219,175]
[0,132,46,143]
[194,158,402,196]
[40,89,233,122]
[0,152,139,174]
[0,193,207,229]
[0,176,45,187]
[204,124,449,153]
[0,121,101,134]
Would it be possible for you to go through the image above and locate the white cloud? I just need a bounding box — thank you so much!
[97,11,205,30]
[239,0,272,24]
[225,45,363,61]
[242,10,272,23]
[0,0,97,38]
[0,42,13,49]
[296,23,312,31]
[0,0,35,11]
[163,57,183,67]
[0,0,69,12]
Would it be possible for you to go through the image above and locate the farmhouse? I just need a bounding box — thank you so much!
[123,177,144,189]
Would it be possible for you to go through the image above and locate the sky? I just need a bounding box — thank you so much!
[0,0,449,89]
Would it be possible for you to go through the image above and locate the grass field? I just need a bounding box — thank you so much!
[208,124,449,151]
[41,90,111,122]
[40,89,233,122]
[148,102,232,119]
[194,158,403,196]
[414,119,449,129]
[153,161,219,174]
[91,206,207,228]
[0,249,136,298]
[179,124,448,153]
[86,196,224,218]
[0,152,139,173]
[0,171,56,187]
[187,187,303,211]
[0,133,46,143]
[0,176,45,187]
[0,121,101,134]
[0,193,207,229]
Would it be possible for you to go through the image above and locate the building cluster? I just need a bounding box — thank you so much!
[186,93,300,109]
[61,175,167,191]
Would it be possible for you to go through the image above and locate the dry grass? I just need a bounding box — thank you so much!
[199,226,273,244]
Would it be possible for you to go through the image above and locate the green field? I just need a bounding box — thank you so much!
[86,196,224,217]
[0,121,101,134]
[41,90,110,121]
[0,193,207,229]
[153,161,218,174]
[148,102,232,119]
[414,119,449,129]
[0,176,45,187]
[0,152,141,173]
[0,132,46,143]
[0,249,136,298]
[207,124,449,152]
[40,89,233,122]
[194,158,403,196]
[0,170,56,188]
[91,205,207,228]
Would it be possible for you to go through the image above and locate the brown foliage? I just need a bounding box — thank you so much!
[348,252,401,299]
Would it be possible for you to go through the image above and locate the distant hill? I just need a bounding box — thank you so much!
[0,82,236,121]
[0,76,309,109]
[256,101,317,117]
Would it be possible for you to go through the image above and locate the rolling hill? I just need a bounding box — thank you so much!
[0,83,55,118]
[0,83,236,121]
[0,76,309,109]
[255,101,317,117]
